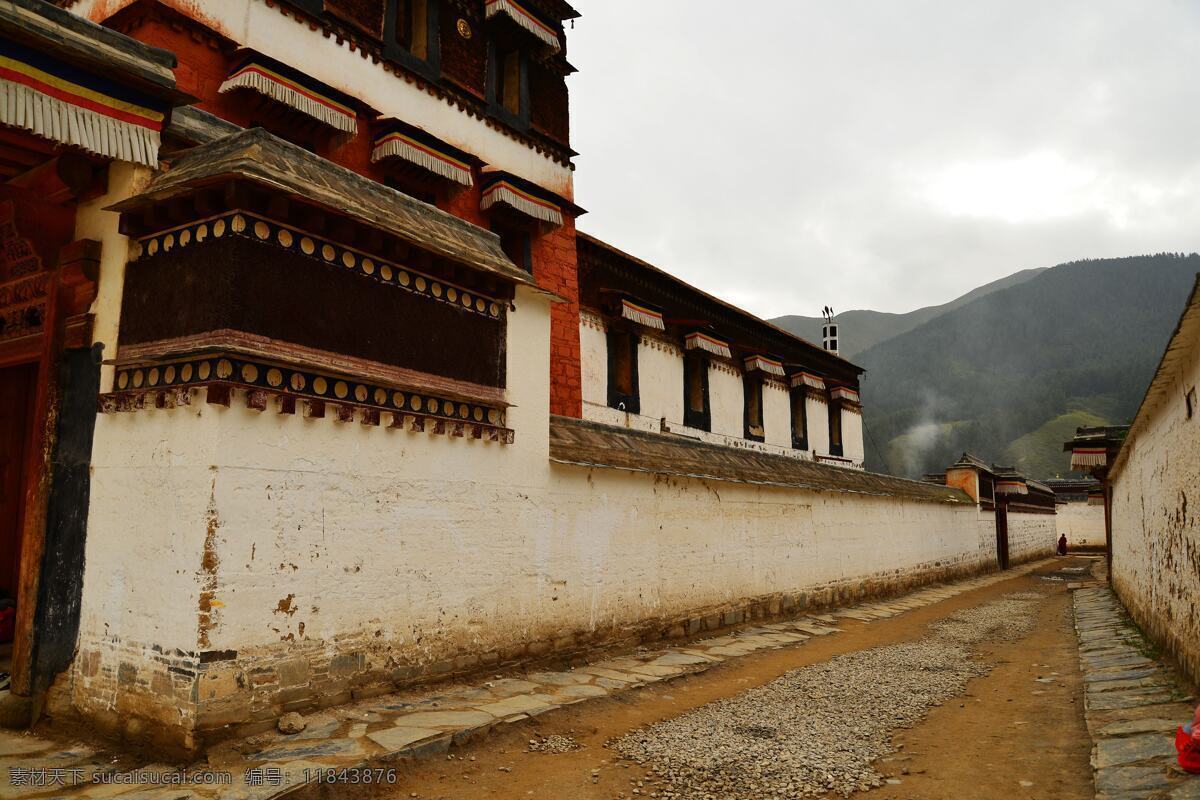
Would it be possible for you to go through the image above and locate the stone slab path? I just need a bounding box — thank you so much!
[1073,586,1198,799]
[1,562,1045,800]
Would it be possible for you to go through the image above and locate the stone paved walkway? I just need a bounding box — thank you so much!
[1073,584,1198,799]
[1,562,1046,800]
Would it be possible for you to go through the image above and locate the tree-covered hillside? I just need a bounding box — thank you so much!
[856,254,1200,478]
[771,267,1046,358]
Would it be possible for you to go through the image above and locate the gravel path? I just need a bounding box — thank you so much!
[612,591,1046,799]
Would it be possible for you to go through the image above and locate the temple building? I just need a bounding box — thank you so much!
[0,0,1051,756]
[577,235,865,468]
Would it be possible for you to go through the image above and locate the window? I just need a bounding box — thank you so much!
[791,388,808,450]
[683,352,710,431]
[828,401,844,456]
[394,0,430,58]
[607,329,639,413]
[1187,386,1197,420]
[743,373,765,442]
[494,225,532,274]
[487,36,528,124]
[383,0,439,76]
[398,0,426,56]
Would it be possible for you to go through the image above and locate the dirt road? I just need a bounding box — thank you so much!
[355,558,1094,799]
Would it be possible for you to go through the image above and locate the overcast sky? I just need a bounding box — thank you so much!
[568,1,1200,319]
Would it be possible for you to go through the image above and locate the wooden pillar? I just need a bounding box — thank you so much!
[9,269,65,698]
[9,240,99,700]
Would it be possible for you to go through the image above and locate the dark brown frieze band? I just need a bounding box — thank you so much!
[129,211,507,321]
[100,352,514,444]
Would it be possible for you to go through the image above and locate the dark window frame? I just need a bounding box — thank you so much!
[683,351,711,431]
[492,223,533,274]
[606,328,640,414]
[383,0,441,81]
[743,371,765,442]
[486,36,530,129]
[828,399,844,456]
[791,387,808,450]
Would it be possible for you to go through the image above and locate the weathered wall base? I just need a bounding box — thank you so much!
[61,520,1002,754]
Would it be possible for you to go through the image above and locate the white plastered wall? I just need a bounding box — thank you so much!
[842,408,865,465]
[636,338,684,425]
[709,364,744,439]
[1005,512,1057,564]
[763,381,792,448]
[74,282,1010,740]
[807,396,831,455]
[1110,322,1200,682]
[1055,502,1106,548]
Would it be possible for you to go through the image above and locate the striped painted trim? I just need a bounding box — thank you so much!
[831,386,860,402]
[684,331,731,358]
[485,0,561,52]
[620,298,665,330]
[0,40,165,166]
[744,355,785,377]
[371,131,473,185]
[0,78,161,166]
[1070,449,1107,469]
[220,64,357,133]
[481,180,564,226]
[791,372,825,390]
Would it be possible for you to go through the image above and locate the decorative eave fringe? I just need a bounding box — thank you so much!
[219,70,357,134]
[685,332,731,359]
[831,387,860,402]
[744,355,785,377]
[791,372,825,390]
[1070,450,1107,469]
[371,137,473,185]
[485,0,562,52]
[620,300,665,331]
[482,182,564,226]
[995,481,1029,495]
[0,79,161,166]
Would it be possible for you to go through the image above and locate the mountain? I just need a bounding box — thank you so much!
[852,254,1200,478]
[770,267,1047,358]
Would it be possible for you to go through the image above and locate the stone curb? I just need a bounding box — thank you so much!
[1071,583,1198,800]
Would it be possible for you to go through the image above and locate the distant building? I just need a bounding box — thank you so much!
[577,235,866,468]
[943,453,1056,570]
[1063,425,1130,565]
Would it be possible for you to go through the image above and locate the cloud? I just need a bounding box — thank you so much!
[567,0,1200,318]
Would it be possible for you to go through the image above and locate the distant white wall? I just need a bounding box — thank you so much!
[1056,502,1106,549]
[1007,512,1058,564]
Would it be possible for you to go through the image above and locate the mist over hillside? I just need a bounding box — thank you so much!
[849,253,1199,478]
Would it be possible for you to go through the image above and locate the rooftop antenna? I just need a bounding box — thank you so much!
[821,306,839,356]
